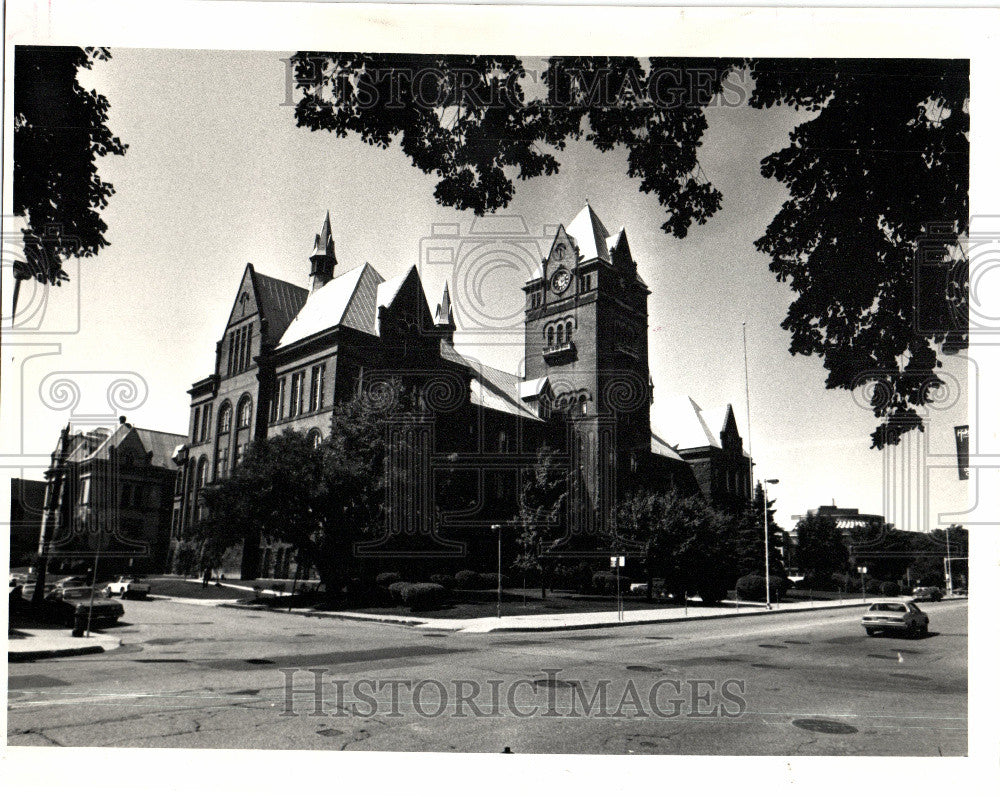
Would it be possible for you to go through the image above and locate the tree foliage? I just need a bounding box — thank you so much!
[198,380,414,592]
[513,446,567,581]
[612,489,737,603]
[735,482,788,580]
[13,46,127,292]
[289,55,968,445]
[794,513,849,582]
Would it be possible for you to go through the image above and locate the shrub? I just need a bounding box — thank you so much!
[455,570,481,589]
[399,582,449,611]
[880,581,901,597]
[429,573,455,590]
[735,574,765,601]
[387,581,411,604]
[376,572,403,589]
[695,578,730,606]
[591,571,631,596]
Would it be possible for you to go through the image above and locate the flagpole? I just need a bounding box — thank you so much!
[743,322,753,495]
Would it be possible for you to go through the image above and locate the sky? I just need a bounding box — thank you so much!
[2,47,971,530]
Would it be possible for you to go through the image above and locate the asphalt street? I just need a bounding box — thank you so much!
[7,598,967,755]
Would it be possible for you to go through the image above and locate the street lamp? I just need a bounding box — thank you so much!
[763,478,779,610]
[491,524,502,620]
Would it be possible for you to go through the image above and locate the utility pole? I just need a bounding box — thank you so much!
[492,524,502,620]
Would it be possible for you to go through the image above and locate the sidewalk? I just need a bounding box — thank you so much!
[301,596,885,633]
[8,627,122,661]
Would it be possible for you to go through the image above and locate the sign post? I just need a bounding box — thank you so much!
[610,556,625,621]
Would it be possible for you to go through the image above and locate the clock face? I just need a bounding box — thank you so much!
[551,269,571,294]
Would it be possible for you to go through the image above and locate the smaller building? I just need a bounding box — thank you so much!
[36,418,185,576]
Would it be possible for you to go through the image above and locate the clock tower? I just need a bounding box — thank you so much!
[522,204,652,534]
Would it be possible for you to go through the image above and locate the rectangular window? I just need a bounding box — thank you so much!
[310,363,326,411]
[289,371,305,416]
[201,405,212,442]
[274,377,287,420]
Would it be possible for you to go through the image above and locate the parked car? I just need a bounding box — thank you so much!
[104,576,150,599]
[912,586,944,602]
[862,600,929,638]
[41,585,125,628]
[629,579,666,596]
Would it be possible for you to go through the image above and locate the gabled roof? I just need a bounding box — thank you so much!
[440,341,538,420]
[650,429,685,461]
[652,395,749,456]
[566,202,611,263]
[278,262,383,347]
[65,424,185,470]
[651,395,721,451]
[519,375,550,401]
[251,269,309,345]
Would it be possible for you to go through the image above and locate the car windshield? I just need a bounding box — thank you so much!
[869,603,906,613]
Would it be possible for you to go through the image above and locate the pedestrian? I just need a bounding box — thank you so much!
[202,566,212,589]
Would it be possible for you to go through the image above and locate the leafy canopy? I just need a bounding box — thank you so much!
[289,55,968,446]
[13,46,127,288]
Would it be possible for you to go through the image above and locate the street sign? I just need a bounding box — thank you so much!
[954,425,969,480]
[610,556,625,567]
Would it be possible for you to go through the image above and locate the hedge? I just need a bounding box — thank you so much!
[399,582,450,611]
[880,581,901,597]
[376,572,403,589]
[591,571,631,595]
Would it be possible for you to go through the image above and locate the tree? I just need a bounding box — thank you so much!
[12,46,128,316]
[612,489,737,604]
[735,482,788,581]
[512,446,567,598]
[198,381,415,594]
[794,514,849,586]
[289,55,967,445]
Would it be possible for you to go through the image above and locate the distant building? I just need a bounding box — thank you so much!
[786,504,889,574]
[9,477,47,567]
[36,419,185,576]
[173,205,752,579]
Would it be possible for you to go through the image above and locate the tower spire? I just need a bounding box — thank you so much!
[309,211,337,291]
[434,282,456,342]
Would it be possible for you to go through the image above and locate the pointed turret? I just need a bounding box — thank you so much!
[309,211,337,291]
[434,282,456,343]
[566,202,611,263]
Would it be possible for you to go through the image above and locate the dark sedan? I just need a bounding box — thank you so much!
[40,585,125,628]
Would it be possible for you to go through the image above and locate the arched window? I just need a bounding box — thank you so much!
[218,402,232,434]
[556,324,564,345]
[237,396,252,429]
[308,429,322,449]
[546,327,554,347]
[565,320,573,342]
[197,457,209,487]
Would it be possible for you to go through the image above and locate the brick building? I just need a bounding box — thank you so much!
[34,420,185,577]
[172,205,751,578]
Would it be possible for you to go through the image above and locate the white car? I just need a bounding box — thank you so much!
[104,576,150,599]
[862,600,929,638]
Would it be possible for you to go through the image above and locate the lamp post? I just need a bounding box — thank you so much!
[491,524,502,620]
[763,478,779,610]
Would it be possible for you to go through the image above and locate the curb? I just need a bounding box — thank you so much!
[9,644,106,662]
[486,600,873,633]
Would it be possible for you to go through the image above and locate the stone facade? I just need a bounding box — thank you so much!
[172,204,751,579]
[34,420,184,577]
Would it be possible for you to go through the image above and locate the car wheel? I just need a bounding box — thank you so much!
[866,628,876,636]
